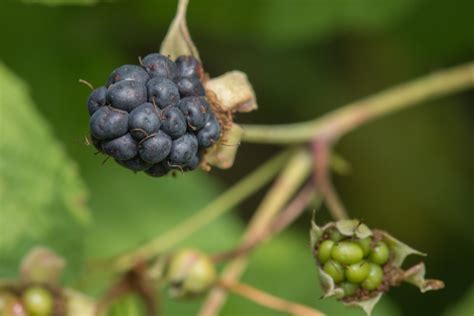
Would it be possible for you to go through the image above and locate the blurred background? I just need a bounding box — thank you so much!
[0,0,473,315]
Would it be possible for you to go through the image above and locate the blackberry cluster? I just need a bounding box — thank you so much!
[87,53,221,177]
[315,229,391,300]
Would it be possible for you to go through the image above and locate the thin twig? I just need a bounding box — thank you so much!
[219,279,325,316]
[96,263,158,316]
[212,182,317,263]
[199,149,313,316]
[242,62,474,144]
[311,139,348,220]
[111,150,292,272]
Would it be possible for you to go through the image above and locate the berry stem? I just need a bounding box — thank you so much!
[241,62,474,144]
[199,148,313,316]
[112,149,292,272]
[311,139,348,220]
[211,182,318,263]
[218,279,325,316]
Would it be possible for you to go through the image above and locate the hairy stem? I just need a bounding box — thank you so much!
[113,150,292,272]
[219,280,325,316]
[242,62,474,144]
[199,149,313,316]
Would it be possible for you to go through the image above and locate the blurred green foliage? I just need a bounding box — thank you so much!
[0,0,473,315]
[21,0,101,6]
[0,63,89,280]
[443,286,474,316]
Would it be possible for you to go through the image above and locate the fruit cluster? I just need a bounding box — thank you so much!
[86,53,221,177]
[0,285,55,316]
[315,228,391,300]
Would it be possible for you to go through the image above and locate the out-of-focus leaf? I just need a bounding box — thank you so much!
[21,0,103,6]
[393,0,474,61]
[443,285,474,316]
[0,63,89,278]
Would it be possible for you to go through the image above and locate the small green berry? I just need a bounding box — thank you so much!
[323,260,345,283]
[317,240,335,264]
[340,282,359,297]
[345,261,370,283]
[329,229,344,242]
[356,237,372,257]
[331,241,364,265]
[22,286,53,315]
[369,241,390,265]
[361,263,384,290]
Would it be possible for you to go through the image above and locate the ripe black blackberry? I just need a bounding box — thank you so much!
[86,53,222,177]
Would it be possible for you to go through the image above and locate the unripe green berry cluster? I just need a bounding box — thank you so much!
[0,285,55,316]
[315,229,391,298]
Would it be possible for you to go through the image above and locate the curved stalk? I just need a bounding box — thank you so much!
[199,148,313,316]
[242,63,474,144]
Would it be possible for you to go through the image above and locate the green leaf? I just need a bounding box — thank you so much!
[443,285,474,316]
[20,0,104,6]
[0,63,90,278]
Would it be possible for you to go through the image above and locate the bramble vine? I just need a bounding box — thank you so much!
[1,0,473,316]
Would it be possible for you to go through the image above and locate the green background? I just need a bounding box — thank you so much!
[0,0,473,315]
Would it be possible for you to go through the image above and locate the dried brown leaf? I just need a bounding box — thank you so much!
[205,71,257,113]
